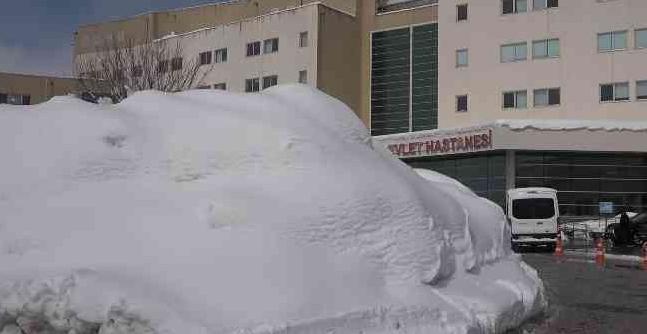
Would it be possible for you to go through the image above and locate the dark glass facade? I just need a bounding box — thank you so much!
[407,152,507,206]
[371,23,438,136]
[516,151,647,217]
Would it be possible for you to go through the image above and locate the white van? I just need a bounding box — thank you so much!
[506,188,559,250]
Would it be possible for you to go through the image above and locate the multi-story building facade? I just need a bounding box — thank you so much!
[374,0,647,217]
[439,0,647,128]
[0,72,78,105]
[75,0,647,217]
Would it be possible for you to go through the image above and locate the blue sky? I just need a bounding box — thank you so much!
[0,0,224,76]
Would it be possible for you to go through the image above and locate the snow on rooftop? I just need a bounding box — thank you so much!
[0,86,544,333]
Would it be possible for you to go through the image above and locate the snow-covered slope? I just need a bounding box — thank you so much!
[0,86,544,334]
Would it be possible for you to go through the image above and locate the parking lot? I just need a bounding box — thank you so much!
[515,252,647,334]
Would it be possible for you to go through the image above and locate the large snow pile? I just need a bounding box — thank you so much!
[0,86,545,334]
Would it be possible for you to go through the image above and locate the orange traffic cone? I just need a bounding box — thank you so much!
[554,233,564,258]
[595,238,605,266]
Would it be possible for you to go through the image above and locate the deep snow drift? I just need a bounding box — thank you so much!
[0,86,544,333]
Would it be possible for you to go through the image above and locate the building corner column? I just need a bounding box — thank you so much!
[505,150,516,190]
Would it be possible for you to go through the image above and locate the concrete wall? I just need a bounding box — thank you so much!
[0,72,78,105]
[74,0,356,55]
[317,5,361,114]
[439,0,647,129]
[357,0,438,126]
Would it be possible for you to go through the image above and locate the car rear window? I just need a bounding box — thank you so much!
[512,198,555,219]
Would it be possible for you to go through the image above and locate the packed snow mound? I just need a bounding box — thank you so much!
[0,85,545,334]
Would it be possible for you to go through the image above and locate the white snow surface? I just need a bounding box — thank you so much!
[0,85,545,334]
[493,119,647,132]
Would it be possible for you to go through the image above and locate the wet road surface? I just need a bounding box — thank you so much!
[517,252,647,334]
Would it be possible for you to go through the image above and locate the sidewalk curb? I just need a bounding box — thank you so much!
[563,250,643,263]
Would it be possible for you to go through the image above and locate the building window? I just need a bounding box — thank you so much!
[171,57,183,71]
[532,38,560,58]
[4,94,30,105]
[600,82,629,102]
[456,95,468,112]
[299,32,308,48]
[262,75,278,89]
[196,85,211,89]
[298,70,308,84]
[263,38,279,54]
[246,42,261,57]
[598,31,627,52]
[502,0,527,14]
[636,29,647,49]
[534,88,560,106]
[214,48,228,63]
[456,49,468,67]
[213,83,227,90]
[199,51,212,65]
[377,0,438,14]
[501,42,527,62]
[370,24,438,135]
[245,78,260,92]
[157,60,169,73]
[637,81,647,100]
[503,90,527,109]
[457,4,468,21]
[533,0,558,10]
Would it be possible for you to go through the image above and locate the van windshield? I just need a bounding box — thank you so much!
[512,198,555,219]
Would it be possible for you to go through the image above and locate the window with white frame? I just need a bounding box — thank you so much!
[456,95,468,112]
[457,4,468,21]
[298,70,308,84]
[636,29,647,49]
[456,49,468,67]
[598,31,627,52]
[532,38,560,58]
[502,0,527,14]
[637,81,647,100]
[263,38,279,54]
[501,42,527,62]
[503,90,527,109]
[246,42,260,57]
[532,0,558,10]
[245,78,260,92]
[299,32,308,48]
[199,51,212,65]
[600,82,629,102]
[534,88,560,106]
[214,48,228,63]
[262,75,278,89]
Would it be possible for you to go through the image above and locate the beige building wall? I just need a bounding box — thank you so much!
[317,4,361,114]
[357,0,438,126]
[0,72,78,105]
[74,0,356,55]
[173,4,321,93]
[439,0,647,129]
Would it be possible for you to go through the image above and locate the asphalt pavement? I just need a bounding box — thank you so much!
[514,251,647,334]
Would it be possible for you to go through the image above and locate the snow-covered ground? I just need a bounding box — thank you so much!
[0,86,545,334]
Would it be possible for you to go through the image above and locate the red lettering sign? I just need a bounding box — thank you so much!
[385,129,493,158]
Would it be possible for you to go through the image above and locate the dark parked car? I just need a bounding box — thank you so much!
[606,211,647,247]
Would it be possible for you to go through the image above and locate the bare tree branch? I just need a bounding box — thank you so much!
[75,36,211,103]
